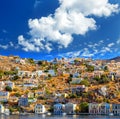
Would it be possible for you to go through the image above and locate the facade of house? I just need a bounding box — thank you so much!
[112,104,120,115]
[65,103,77,114]
[99,103,111,115]
[89,103,111,115]
[71,78,83,84]
[34,104,46,114]
[0,104,4,113]
[0,91,9,102]
[5,81,15,89]
[28,92,35,98]
[36,70,43,77]
[48,70,56,76]
[18,96,28,106]
[89,103,99,114]
[73,73,80,78]
[54,103,64,115]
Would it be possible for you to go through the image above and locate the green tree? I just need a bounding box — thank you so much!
[79,102,89,113]
[80,79,90,86]
[28,58,35,64]
[5,86,12,92]
[86,65,94,72]
[104,66,108,71]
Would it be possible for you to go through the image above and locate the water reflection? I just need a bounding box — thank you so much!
[0,115,120,119]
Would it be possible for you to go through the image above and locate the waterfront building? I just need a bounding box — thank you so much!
[54,103,65,115]
[34,104,46,114]
[65,103,77,114]
[112,104,120,115]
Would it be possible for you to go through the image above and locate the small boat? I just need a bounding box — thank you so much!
[109,113,114,116]
[62,112,67,116]
[47,112,52,116]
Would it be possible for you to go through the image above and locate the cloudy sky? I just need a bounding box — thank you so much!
[0,0,120,60]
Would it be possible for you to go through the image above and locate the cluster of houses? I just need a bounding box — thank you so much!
[0,56,120,115]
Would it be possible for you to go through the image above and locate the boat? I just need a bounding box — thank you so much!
[46,112,52,116]
[62,112,67,116]
[109,113,114,116]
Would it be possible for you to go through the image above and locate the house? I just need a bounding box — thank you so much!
[98,86,107,97]
[48,70,56,76]
[0,91,9,102]
[65,103,77,114]
[34,104,46,114]
[99,103,111,115]
[18,71,31,78]
[35,91,44,97]
[115,71,120,80]
[28,92,35,98]
[36,70,43,77]
[8,96,19,104]
[108,72,116,80]
[73,73,80,78]
[71,85,87,96]
[18,95,28,106]
[71,78,83,84]
[89,103,99,114]
[0,104,4,113]
[89,103,111,115]
[54,103,65,115]
[112,104,120,115]
[5,81,15,89]
[23,83,38,88]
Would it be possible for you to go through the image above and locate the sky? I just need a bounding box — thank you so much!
[0,0,120,60]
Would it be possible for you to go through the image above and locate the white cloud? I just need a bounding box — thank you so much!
[45,43,52,52]
[100,46,112,53]
[18,0,119,52]
[117,38,120,44]
[0,44,8,50]
[58,51,82,58]
[18,35,40,52]
[87,40,104,48]
[108,43,114,47]
[34,0,41,8]
[9,42,14,47]
[59,0,119,17]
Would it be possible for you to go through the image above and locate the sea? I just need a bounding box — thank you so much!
[0,115,120,119]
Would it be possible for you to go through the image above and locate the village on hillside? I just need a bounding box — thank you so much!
[0,55,120,116]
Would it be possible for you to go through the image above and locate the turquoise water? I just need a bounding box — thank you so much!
[0,115,120,119]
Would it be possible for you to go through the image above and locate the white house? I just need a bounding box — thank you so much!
[65,103,77,114]
[89,103,100,114]
[36,70,43,77]
[48,70,56,76]
[35,104,46,114]
[0,104,4,113]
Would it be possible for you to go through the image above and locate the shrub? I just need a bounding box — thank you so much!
[5,86,12,92]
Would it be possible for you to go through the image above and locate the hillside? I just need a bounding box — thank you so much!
[0,55,120,113]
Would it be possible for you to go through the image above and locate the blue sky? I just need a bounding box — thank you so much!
[0,0,120,60]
